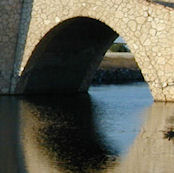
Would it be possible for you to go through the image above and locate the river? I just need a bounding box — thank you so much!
[1,82,174,173]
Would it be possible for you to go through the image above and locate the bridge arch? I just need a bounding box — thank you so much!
[16,17,119,94]
[10,0,174,101]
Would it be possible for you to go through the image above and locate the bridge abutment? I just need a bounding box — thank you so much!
[0,0,23,93]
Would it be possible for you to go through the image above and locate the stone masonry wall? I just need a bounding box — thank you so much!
[1,0,174,101]
[0,0,23,93]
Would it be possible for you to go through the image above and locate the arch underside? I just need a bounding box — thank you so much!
[152,0,174,8]
[16,17,118,94]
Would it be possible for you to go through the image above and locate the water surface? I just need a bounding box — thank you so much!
[0,83,174,172]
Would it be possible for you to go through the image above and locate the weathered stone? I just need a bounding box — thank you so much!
[0,0,174,102]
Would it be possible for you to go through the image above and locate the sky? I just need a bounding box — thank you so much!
[114,36,126,43]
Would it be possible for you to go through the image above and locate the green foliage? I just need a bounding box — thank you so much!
[109,43,130,52]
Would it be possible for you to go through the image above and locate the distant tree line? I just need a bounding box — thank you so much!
[109,43,130,52]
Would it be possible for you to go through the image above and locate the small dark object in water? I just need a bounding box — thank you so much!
[163,128,174,141]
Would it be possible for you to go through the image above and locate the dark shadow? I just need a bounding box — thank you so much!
[20,94,118,172]
[16,17,118,94]
[11,1,34,91]
[163,128,174,141]
[152,0,174,8]
[163,116,174,141]
[0,97,26,173]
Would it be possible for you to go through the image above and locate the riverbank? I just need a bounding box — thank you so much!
[92,52,144,84]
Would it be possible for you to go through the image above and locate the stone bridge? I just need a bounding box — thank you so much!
[1,0,174,101]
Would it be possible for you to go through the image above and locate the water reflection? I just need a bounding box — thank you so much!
[1,84,174,172]
[0,97,26,173]
[118,103,174,173]
[20,94,118,173]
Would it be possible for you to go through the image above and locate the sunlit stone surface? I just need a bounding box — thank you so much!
[0,0,174,101]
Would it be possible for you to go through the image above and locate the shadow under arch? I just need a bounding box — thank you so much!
[16,17,118,94]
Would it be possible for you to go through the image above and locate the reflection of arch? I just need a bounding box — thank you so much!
[16,17,118,94]
[117,103,174,173]
[20,94,118,172]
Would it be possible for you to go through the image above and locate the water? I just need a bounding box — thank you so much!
[1,82,174,173]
